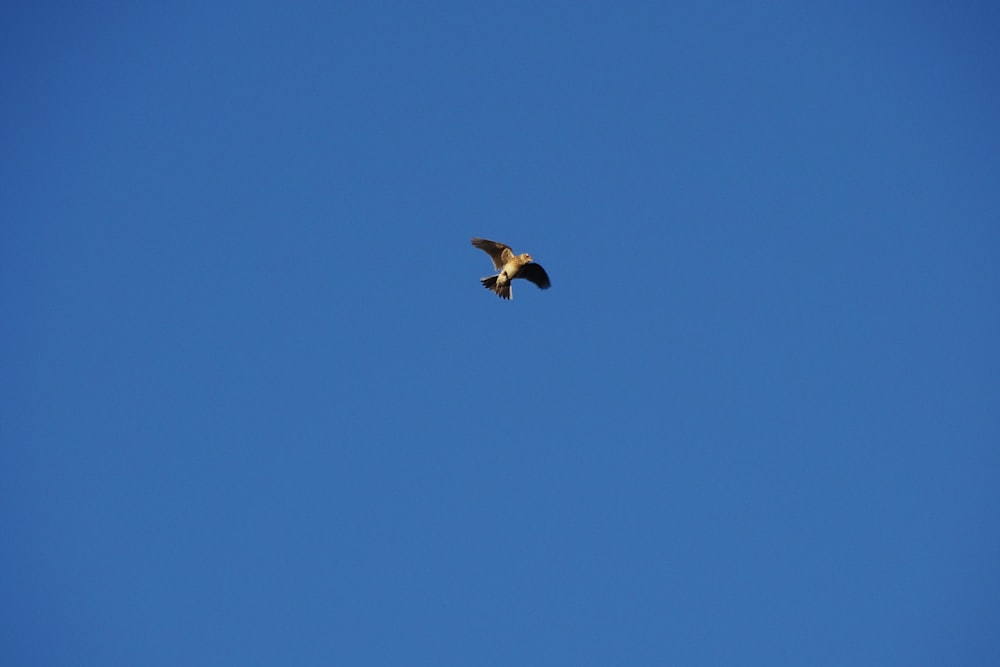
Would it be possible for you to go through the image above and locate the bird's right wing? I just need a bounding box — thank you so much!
[471,238,514,270]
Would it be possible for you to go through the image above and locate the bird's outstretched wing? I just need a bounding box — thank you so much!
[471,238,515,270]
[518,262,551,289]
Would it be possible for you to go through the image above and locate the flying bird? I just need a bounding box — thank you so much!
[471,237,551,300]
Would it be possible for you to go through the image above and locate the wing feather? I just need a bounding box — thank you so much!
[471,238,515,269]
[517,262,551,289]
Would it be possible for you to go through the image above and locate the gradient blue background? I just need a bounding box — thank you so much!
[2,2,998,664]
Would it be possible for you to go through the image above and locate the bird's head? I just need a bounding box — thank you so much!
[520,253,533,262]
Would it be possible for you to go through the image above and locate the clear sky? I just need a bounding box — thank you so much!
[2,2,998,665]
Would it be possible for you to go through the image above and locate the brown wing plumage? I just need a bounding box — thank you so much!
[517,262,551,289]
[471,238,515,270]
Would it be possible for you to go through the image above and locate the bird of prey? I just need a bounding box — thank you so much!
[471,237,551,300]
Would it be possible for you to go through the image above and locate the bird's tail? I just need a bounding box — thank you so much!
[481,275,511,300]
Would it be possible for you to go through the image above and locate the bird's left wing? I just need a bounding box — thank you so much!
[518,263,551,289]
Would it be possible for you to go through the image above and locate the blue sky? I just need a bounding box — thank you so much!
[2,2,998,664]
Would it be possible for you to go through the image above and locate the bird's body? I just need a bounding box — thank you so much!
[471,237,550,300]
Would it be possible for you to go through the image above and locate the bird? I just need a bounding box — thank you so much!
[471,237,550,300]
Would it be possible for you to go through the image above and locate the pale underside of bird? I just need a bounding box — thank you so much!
[471,237,551,300]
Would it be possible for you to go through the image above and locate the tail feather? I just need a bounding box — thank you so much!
[481,275,511,300]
